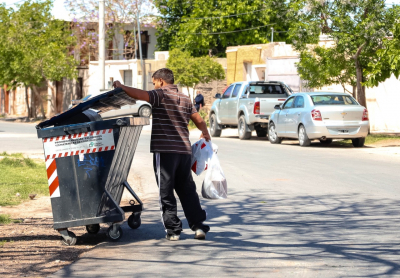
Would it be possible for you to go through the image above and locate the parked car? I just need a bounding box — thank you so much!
[268,92,369,147]
[69,94,152,118]
[209,81,293,140]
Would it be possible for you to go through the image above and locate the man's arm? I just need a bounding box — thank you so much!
[113,81,150,102]
[190,112,211,141]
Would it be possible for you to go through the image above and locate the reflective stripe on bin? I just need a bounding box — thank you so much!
[43,129,115,160]
[46,158,60,198]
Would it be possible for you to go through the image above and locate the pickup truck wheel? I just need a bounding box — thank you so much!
[209,114,221,137]
[268,122,281,144]
[238,115,251,140]
[256,129,267,137]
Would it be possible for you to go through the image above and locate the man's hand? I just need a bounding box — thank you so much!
[200,132,211,142]
[113,80,123,89]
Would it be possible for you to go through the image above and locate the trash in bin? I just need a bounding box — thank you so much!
[36,88,149,245]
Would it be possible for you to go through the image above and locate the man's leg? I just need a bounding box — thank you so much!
[153,153,182,236]
[175,154,210,233]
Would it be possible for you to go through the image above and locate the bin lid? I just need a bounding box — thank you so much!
[36,88,136,129]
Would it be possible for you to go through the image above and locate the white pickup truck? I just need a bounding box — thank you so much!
[209,81,293,139]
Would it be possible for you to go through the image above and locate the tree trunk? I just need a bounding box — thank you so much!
[353,43,367,107]
[29,86,37,118]
[24,85,31,117]
[32,85,45,119]
[47,81,56,117]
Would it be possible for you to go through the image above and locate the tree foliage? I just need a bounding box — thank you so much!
[154,0,291,57]
[166,49,225,101]
[288,0,400,107]
[0,0,78,117]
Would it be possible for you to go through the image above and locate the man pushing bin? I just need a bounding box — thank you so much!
[113,68,211,241]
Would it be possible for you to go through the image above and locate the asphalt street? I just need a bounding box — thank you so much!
[1,121,400,277]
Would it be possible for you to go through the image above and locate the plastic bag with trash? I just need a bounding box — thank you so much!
[191,139,213,176]
[202,147,227,199]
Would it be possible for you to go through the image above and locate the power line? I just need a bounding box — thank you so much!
[181,24,276,35]
[142,8,269,20]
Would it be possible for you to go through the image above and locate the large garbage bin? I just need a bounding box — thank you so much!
[36,88,149,245]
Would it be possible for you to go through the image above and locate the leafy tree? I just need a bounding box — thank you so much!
[0,0,78,118]
[154,0,291,57]
[166,49,225,101]
[288,0,400,107]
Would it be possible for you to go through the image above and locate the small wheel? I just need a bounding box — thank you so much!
[209,113,221,137]
[352,137,365,147]
[61,231,77,246]
[139,106,152,117]
[238,115,251,140]
[298,125,311,147]
[107,226,123,242]
[268,122,281,144]
[86,224,100,234]
[319,139,333,145]
[128,213,141,229]
[256,129,267,137]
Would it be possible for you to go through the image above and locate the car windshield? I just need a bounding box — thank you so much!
[248,84,287,97]
[311,95,358,105]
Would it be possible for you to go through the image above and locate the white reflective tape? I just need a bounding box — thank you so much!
[46,158,54,169]
[51,186,60,198]
[48,169,58,186]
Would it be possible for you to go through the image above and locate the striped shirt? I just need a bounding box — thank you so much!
[147,84,197,154]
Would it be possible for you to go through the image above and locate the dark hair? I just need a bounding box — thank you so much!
[152,68,174,84]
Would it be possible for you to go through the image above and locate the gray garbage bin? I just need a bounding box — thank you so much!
[36,88,149,245]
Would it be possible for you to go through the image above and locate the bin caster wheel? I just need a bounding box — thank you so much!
[86,224,100,234]
[107,226,123,241]
[128,213,141,229]
[61,231,77,246]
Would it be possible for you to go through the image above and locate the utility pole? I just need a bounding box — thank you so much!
[137,10,145,90]
[99,0,105,91]
[271,27,274,43]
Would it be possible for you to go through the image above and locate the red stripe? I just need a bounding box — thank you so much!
[52,154,56,159]
[49,177,59,196]
[81,150,84,153]
[75,151,79,155]
[78,133,82,138]
[91,131,94,136]
[92,148,97,153]
[58,153,62,158]
[84,132,88,137]
[99,147,103,152]
[56,137,60,141]
[111,145,115,150]
[44,138,48,143]
[50,137,54,142]
[97,131,100,135]
[86,149,90,153]
[73,134,77,138]
[62,136,66,140]
[102,130,106,134]
[108,129,112,133]
[46,160,57,179]
[46,155,50,160]
[105,146,109,151]
[70,151,74,156]
[64,152,68,157]
[68,135,72,139]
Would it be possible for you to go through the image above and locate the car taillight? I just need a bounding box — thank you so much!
[311,109,322,121]
[254,101,260,114]
[362,108,368,121]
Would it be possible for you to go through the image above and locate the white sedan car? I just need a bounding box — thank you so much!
[268,92,369,147]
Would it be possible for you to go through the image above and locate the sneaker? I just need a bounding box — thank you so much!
[166,234,180,241]
[194,229,206,240]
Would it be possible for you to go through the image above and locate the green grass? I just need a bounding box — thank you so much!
[333,134,400,146]
[189,110,210,130]
[0,214,12,224]
[0,153,48,206]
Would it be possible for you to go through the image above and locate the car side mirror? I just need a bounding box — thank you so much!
[214,93,221,99]
[274,104,281,110]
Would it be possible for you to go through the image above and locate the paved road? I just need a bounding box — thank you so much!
[0,121,43,154]
[2,122,400,277]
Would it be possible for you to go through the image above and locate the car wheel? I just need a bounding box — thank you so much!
[319,138,333,145]
[268,122,281,144]
[352,137,365,147]
[139,106,152,117]
[298,125,311,147]
[238,115,251,140]
[209,113,221,137]
[256,129,267,137]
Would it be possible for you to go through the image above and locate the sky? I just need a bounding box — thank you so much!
[2,0,400,21]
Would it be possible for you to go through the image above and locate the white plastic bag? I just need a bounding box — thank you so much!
[202,151,227,199]
[191,139,213,176]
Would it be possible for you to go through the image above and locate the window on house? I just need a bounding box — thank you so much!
[136,31,150,59]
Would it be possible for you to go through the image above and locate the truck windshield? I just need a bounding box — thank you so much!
[248,85,287,97]
[311,95,358,105]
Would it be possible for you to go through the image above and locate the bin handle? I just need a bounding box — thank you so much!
[63,124,91,134]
